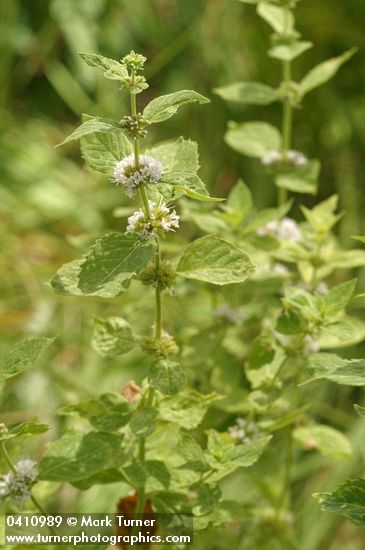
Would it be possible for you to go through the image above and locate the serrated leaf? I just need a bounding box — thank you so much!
[206,430,272,476]
[58,116,121,146]
[38,431,124,482]
[305,353,365,386]
[225,121,281,158]
[299,48,357,98]
[78,233,155,298]
[315,479,365,527]
[320,280,357,319]
[143,90,210,124]
[293,425,352,459]
[81,130,133,175]
[58,392,132,432]
[159,389,220,430]
[79,52,128,81]
[177,235,255,285]
[301,195,342,233]
[149,360,186,396]
[269,41,313,61]
[257,2,294,34]
[91,317,135,357]
[214,82,278,105]
[146,137,199,173]
[0,421,49,443]
[0,338,53,381]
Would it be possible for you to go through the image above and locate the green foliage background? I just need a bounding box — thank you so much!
[1,1,365,548]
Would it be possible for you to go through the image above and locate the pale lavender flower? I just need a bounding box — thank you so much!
[228,418,259,445]
[113,155,163,197]
[0,459,37,502]
[257,218,302,242]
[126,201,179,239]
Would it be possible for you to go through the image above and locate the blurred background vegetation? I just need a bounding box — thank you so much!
[1,1,365,547]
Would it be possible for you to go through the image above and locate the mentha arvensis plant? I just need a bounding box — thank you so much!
[2,49,277,539]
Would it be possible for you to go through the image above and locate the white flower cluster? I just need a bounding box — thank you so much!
[256,217,302,242]
[0,459,37,502]
[126,201,179,239]
[113,155,163,197]
[261,150,308,167]
[302,335,320,356]
[228,418,258,445]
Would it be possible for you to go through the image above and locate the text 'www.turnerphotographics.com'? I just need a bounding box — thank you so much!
[5,513,193,546]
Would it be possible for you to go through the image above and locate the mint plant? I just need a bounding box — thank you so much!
[178,0,365,546]
[215,0,356,204]
[0,49,277,542]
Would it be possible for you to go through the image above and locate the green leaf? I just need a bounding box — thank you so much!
[91,317,135,357]
[38,431,124,482]
[301,195,342,233]
[81,130,133,175]
[78,233,156,298]
[0,338,53,381]
[276,309,304,335]
[130,407,158,437]
[319,317,365,349]
[123,460,171,491]
[320,280,357,319]
[269,41,313,62]
[149,359,186,396]
[214,82,278,105]
[225,121,281,158]
[299,48,357,98]
[143,90,210,124]
[79,52,128,81]
[49,259,84,296]
[58,392,132,432]
[315,479,365,527]
[177,433,208,465]
[257,2,294,33]
[58,116,121,146]
[177,235,255,285]
[293,425,352,459]
[306,353,365,386]
[354,404,365,418]
[220,180,252,225]
[247,337,275,369]
[146,137,200,174]
[206,430,272,477]
[0,421,49,443]
[159,389,220,430]
[175,185,223,203]
[275,160,320,195]
[193,483,222,514]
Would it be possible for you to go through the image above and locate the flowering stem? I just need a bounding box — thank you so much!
[130,69,151,220]
[0,442,57,536]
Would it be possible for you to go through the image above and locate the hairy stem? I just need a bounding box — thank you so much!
[130,69,151,219]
